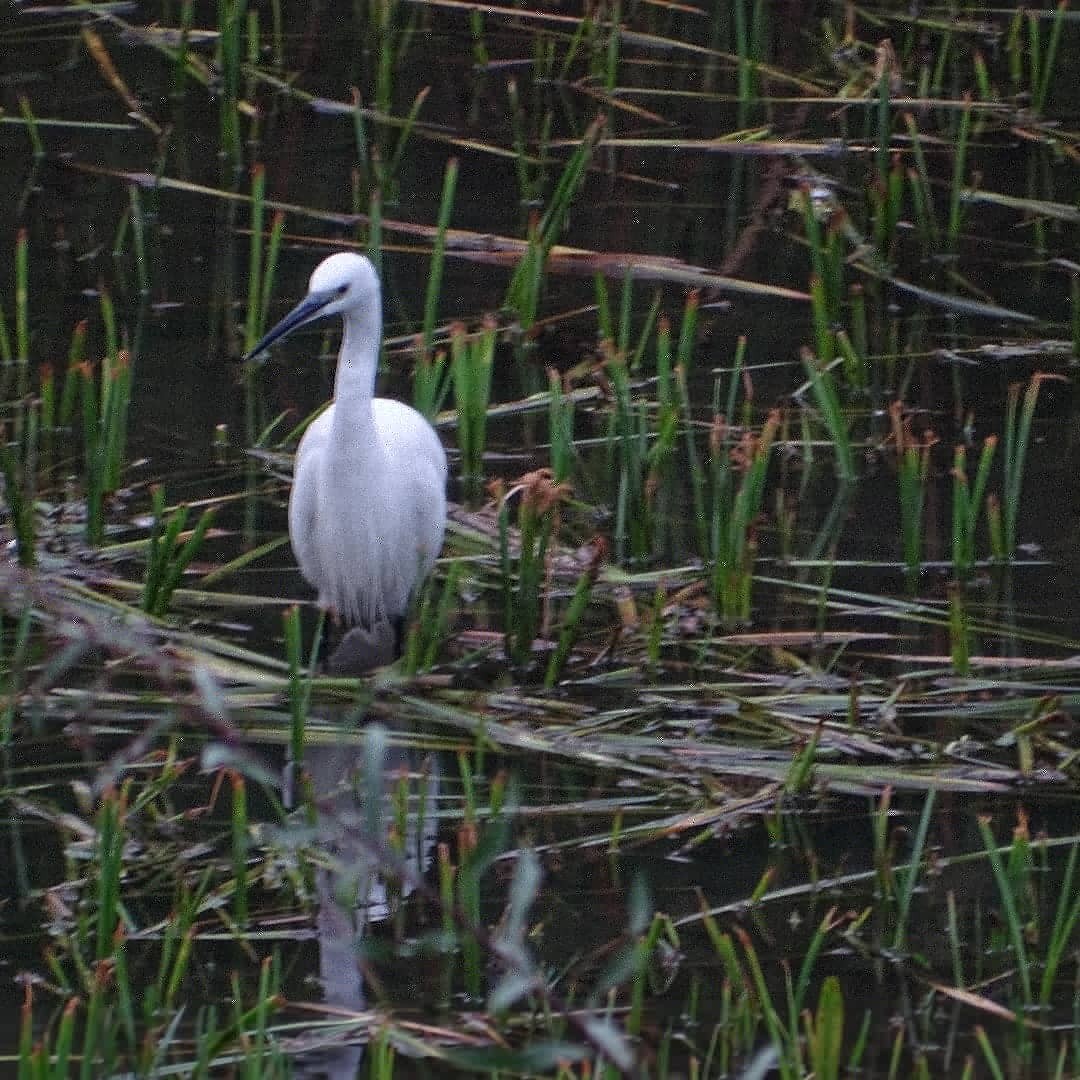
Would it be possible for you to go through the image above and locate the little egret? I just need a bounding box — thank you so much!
[246,253,448,655]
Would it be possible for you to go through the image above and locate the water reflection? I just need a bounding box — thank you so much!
[293,710,439,1080]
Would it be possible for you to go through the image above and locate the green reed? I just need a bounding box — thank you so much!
[890,788,937,952]
[870,153,904,263]
[599,287,692,562]
[505,117,602,336]
[951,437,996,575]
[451,318,496,505]
[0,439,35,568]
[1032,2,1067,116]
[230,770,249,925]
[241,164,275,445]
[710,409,778,624]
[947,97,972,252]
[890,401,935,575]
[21,842,285,1076]
[903,113,940,246]
[0,230,30,471]
[14,229,29,398]
[0,604,32,743]
[802,190,844,366]
[141,485,217,617]
[976,815,1033,1008]
[875,57,891,183]
[604,339,649,563]
[420,157,459,366]
[800,347,855,483]
[215,0,246,172]
[370,0,416,119]
[19,990,77,1079]
[543,541,602,688]
[283,605,305,777]
[76,357,112,548]
[17,96,44,161]
[948,582,971,676]
[507,78,550,211]
[547,368,575,484]
[499,470,568,669]
[169,0,195,102]
[732,0,767,108]
[1040,841,1080,1007]
[402,559,461,675]
[1001,374,1056,561]
[353,83,428,225]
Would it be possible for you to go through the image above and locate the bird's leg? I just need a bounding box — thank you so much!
[325,619,397,675]
[390,614,406,657]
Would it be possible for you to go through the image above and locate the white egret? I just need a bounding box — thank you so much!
[246,253,448,660]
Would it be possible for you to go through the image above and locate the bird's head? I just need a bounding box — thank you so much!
[244,252,381,362]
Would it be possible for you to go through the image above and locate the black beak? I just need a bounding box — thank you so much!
[244,288,340,363]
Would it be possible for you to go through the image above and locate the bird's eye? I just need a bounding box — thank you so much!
[335,284,348,296]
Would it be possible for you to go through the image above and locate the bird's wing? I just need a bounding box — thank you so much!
[373,398,448,484]
[288,407,334,591]
[373,398,448,581]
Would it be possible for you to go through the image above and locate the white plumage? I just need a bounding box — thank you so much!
[247,253,447,629]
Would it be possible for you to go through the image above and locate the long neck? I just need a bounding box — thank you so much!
[330,306,383,462]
